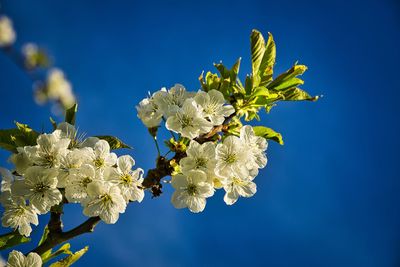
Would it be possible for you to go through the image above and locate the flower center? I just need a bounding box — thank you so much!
[186,184,197,196]
[180,115,193,128]
[94,158,105,168]
[34,182,49,193]
[82,177,92,187]
[44,154,56,166]
[15,206,26,216]
[100,194,113,207]
[224,153,237,164]
[195,157,207,168]
[121,174,132,185]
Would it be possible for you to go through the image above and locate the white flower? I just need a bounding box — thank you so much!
[0,168,13,193]
[153,84,195,117]
[65,164,100,203]
[89,140,117,172]
[1,197,38,237]
[83,181,126,224]
[105,155,144,203]
[215,136,250,179]
[223,175,257,205]
[136,95,163,128]
[240,125,268,169]
[12,166,62,214]
[171,170,214,213]
[25,130,70,168]
[0,16,16,47]
[166,99,213,139]
[58,148,93,188]
[35,68,76,108]
[9,147,33,175]
[179,141,217,183]
[6,250,42,267]
[194,89,235,125]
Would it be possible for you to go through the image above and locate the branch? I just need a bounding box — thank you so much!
[142,112,237,196]
[31,217,100,255]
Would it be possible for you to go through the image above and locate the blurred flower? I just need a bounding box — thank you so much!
[0,16,16,47]
[35,68,76,109]
[21,43,50,70]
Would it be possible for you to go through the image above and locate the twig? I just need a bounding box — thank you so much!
[31,217,101,255]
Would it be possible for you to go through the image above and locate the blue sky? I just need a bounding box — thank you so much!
[0,0,399,266]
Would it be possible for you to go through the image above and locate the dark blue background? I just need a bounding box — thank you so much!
[1,0,399,266]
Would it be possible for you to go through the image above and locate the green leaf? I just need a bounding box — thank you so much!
[0,129,20,152]
[49,246,88,267]
[250,29,266,77]
[280,87,319,101]
[253,126,284,145]
[65,103,78,125]
[0,231,31,251]
[268,64,307,90]
[214,62,230,79]
[230,57,241,83]
[199,71,221,92]
[43,243,73,263]
[0,122,39,152]
[259,32,276,85]
[95,136,131,149]
[272,77,304,91]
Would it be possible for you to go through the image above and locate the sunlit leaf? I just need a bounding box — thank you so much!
[49,246,88,267]
[259,32,276,85]
[250,29,266,77]
[253,126,284,145]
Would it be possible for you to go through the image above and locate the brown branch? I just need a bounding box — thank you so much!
[141,112,237,196]
[31,217,100,255]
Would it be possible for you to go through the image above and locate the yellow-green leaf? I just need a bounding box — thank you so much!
[49,246,88,267]
[253,126,284,145]
[259,32,276,85]
[268,64,308,90]
[250,29,266,77]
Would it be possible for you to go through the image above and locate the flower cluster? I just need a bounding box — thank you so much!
[137,85,268,213]
[0,122,144,237]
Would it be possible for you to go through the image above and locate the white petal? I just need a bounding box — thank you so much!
[171,174,188,189]
[171,190,187,209]
[186,196,206,213]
